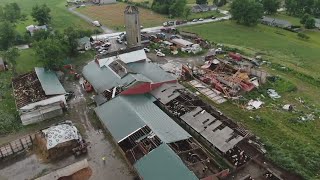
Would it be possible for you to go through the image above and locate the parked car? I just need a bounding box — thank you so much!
[65,91,75,101]
[102,42,111,47]
[212,16,216,19]
[116,39,123,44]
[92,21,101,27]
[100,50,108,55]
[199,18,204,21]
[144,48,150,53]
[156,51,165,57]
[192,19,198,22]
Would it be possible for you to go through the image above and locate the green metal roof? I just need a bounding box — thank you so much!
[95,96,146,142]
[127,61,176,83]
[82,61,136,93]
[34,67,66,95]
[134,144,198,180]
[78,37,90,45]
[95,94,191,143]
[82,61,176,93]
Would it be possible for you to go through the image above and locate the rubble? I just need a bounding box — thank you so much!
[247,100,264,110]
[267,89,281,99]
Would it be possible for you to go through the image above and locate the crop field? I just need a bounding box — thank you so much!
[77,3,170,31]
[181,21,320,179]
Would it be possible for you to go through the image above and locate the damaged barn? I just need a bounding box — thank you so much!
[12,67,67,125]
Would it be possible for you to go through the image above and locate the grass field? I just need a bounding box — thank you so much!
[180,21,320,179]
[77,3,170,31]
[0,0,97,32]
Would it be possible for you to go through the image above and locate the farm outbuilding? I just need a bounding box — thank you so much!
[171,38,193,48]
[12,67,67,125]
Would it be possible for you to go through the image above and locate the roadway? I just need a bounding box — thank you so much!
[92,12,231,40]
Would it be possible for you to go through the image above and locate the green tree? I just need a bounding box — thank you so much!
[34,38,66,70]
[169,0,187,17]
[32,29,51,42]
[1,47,20,75]
[230,0,263,26]
[31,4,51,25]
[300,13,310,24]
[300,13,316,28]
[63,27,82,57]
[183,6,191,20]
[196,0,208,4]
[262,0,281,14]
[2,3,21,23]
[305,17,316,28]
[0,21,16,50]
[213,0,219,5]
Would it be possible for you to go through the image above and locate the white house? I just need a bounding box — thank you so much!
[77,37,91,51]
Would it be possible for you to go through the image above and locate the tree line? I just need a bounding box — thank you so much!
[230,0,318,29]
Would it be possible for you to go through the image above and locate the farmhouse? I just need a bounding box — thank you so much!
[26,25,48,36]
[12,67,66,125]
[77,36,91,51]
[191,4,217,13]
[261,16,292,28]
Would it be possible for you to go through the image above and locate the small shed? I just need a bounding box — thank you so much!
[77,37,91,51]
[171,38,193,48]
[26,25,48,36]
[0,57,5,71]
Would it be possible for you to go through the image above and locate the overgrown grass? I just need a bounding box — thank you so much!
[180,21,320,179]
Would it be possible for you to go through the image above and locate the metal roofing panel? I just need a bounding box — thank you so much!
[95,96,146,142]
[127,61,176,83]
[34,67,66,95]
[82,61,136,93]
[180,107,243,153]
[134,144,198,180]
[98,49,147,68]
[122,94,191,143]
[150,83,184,105]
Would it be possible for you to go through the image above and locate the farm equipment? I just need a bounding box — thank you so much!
[72,140,90,157]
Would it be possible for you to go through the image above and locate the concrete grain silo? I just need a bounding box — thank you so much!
[124,5,141,48]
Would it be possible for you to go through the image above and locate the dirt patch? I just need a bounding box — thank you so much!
[77,3,170,30]
[58,167,92,180]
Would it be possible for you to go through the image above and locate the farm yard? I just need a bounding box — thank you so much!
[180,21,320,179]
[76,3,170,31]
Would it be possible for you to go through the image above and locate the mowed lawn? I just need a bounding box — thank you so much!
[181,21,320,179]
[77,3,170,31]
[0,0,97,32]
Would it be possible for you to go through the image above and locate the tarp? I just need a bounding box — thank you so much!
[42,123,80,149]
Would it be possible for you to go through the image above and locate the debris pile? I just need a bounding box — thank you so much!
[12,72,47,108]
